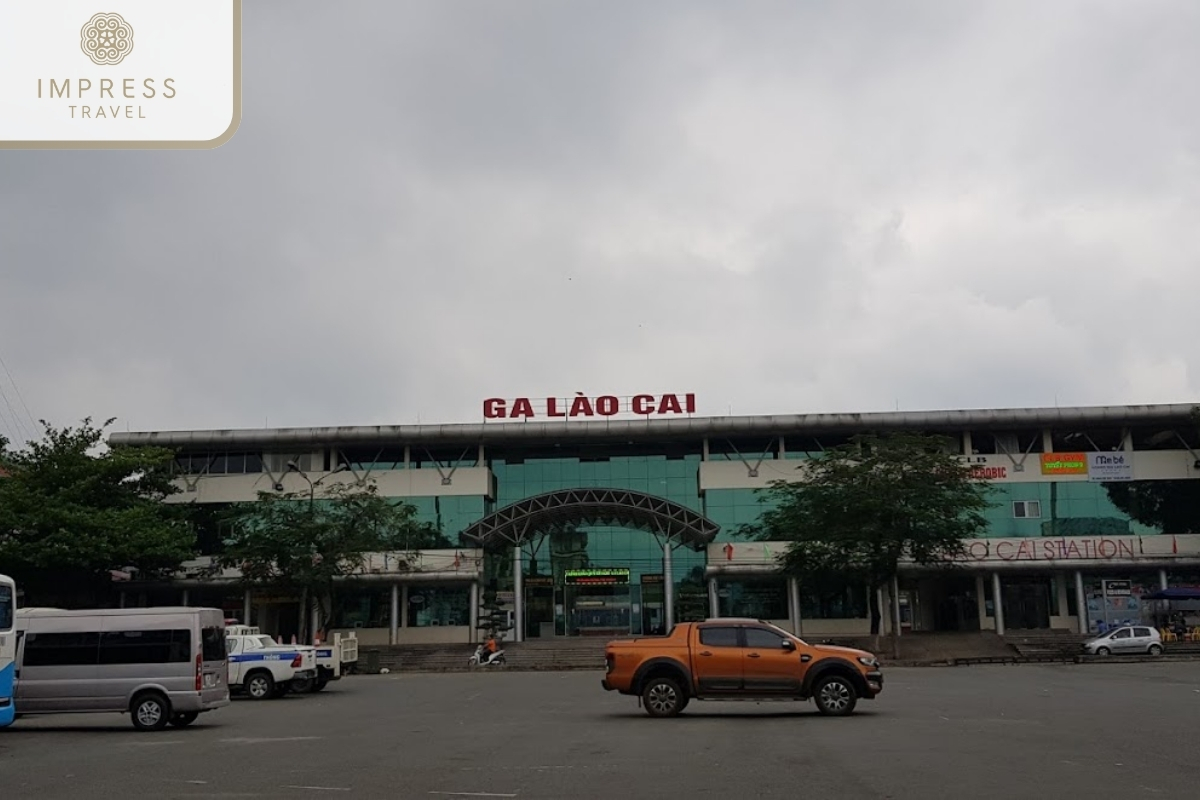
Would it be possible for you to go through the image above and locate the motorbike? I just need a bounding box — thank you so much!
[468,644,506,667]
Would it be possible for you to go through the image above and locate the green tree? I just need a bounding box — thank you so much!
[1102,405,1200,534]
[220,480,452,640]
[1103,481,1200,534]
[742,432,993,655]
[0,418,191,602]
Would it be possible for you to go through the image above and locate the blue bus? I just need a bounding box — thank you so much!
[0,574,14,727]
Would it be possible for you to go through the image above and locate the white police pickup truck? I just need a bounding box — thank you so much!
[225,626,357,693]
[310,632,358,692]
[226,634,317,700]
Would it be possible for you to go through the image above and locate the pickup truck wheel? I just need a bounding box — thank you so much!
[291,675,315,693]
[813,675,858,717]
[642,677,685,718]
[246,671,275,700]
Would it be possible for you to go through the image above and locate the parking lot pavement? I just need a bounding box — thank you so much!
[2,662,1200,799]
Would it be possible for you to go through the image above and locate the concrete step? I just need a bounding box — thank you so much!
[356,632,1036,672]
[357,641,609,673]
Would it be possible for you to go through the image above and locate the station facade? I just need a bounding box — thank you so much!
[107,397,1200,644]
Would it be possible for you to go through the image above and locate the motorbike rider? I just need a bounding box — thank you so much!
[484,634,499,661]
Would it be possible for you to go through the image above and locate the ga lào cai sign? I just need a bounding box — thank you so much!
[1040,452,1088,476]
[483,393,697,421]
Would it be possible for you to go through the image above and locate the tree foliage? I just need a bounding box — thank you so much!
[219,481,453,634]
[0,418,191,596]
[1102,407,1200,534]
[742,432,994,640]
[1103,480,1200,534]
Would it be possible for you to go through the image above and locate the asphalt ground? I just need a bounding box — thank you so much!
[2,662,1199,799]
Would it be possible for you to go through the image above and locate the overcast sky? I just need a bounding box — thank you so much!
[1,0,1198,443]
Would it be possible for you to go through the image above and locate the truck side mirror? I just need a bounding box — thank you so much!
[781,639,796,651]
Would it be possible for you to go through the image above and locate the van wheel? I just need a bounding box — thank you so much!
[813,675,858,717]
[642,677,685,718]
[246,671,275,700]
[130,691,171,731]
[169,712,199,728]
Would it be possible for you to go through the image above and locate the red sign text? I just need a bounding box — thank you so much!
[483,393,697,421]
[962,537,1137,563]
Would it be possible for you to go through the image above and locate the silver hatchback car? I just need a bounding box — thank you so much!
[1082,625,1163,656]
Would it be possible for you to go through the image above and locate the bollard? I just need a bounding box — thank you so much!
[366,649,380,674]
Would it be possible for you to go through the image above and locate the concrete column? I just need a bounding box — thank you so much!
[118,591,126,609]
[180,589,189,607]
[242,589,251,626]
[389,583,399,645]
[707,578,719,618]
[1074,570,1088,635]
[469,581,480,643]
[1054,574,1070,623]
[1159,569,1168,590]
[663,540,675,633]
[891,575,903,637]
[400,585,409,628]
[992,573,1005,636]
[789,576,802,636]
[513,544,524,642]
[974,575,987,630]
[310,602,320,644]
[299,589,308,641]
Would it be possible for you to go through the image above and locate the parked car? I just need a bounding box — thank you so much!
[601,617,883,717]
[1082,625,1162,656]
[225,625,357,692]
[226,634,316,699]
[12,606,230,731]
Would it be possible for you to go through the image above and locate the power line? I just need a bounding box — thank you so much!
[0,351,36,445]
[0,385,21,446]
[0,351,37,430]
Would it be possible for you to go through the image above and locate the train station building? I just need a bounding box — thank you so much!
[107,396,1200,644]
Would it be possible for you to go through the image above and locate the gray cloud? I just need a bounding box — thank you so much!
[1,0,1198,442]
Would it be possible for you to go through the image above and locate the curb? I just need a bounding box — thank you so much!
[363,653,1200,675]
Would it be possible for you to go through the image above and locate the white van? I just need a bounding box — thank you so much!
[13,606,230,731]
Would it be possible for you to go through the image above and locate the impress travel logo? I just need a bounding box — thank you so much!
[0,1,241,149]
[80,13,135,66]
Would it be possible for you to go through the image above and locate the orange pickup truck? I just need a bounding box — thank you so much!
[601,618,883,717]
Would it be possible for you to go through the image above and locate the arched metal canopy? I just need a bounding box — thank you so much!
[460,488,721,551]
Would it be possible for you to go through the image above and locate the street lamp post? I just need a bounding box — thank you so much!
[285,461,348,642]
[286,461,348,508]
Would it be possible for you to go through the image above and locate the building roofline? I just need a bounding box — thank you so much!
[105,401,1200,450]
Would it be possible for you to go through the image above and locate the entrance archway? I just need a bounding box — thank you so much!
[460,488,721,641]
